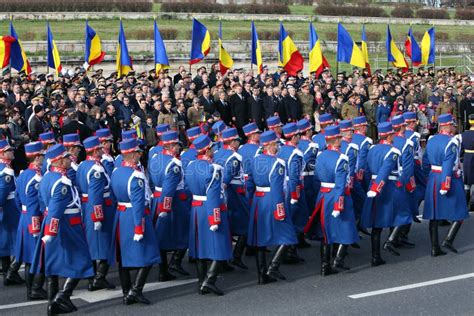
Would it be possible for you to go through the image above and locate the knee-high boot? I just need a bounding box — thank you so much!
[119,265,133,305]
[441,221,463,253]
[320,243,338,276]
[231,235,248,269]
[4,258,25,286]
[430,220,447,257]
[54,278,80,313]
[297,232,311,249]
[371,227,386,266]
[196,259,208,295]
[397,224,415,248]
[47,276,63,316]
[332,244,350,271]
[169,249,190,276]
[256,247,276,285]
[267,245,288,280]
[383,226,401,256]
[30,271,47,300]
[159,250,176,281]
[1,256,10,275]
[90,260,115,291]
[128,266,152,304]
[201,261,224,296]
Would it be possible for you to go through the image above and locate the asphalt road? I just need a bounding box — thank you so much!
[1,216,473,316]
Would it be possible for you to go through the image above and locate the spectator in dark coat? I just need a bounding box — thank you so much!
[263,86,275,119]
[247,85,265,130]
[214,91,232,126]
[229,84,249,138]
[28,105,45,141]
[102,104,121,144]
[61,109,92,142]
[283,86,302,122]
[200,87,215,115]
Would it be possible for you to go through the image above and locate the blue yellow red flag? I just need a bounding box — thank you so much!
[116,20,133,78]
[404,26,422,66]
[308,22,329,77]
[361,25,371,75]
[278,22,303,76]
[154,19,170,75]
[218,20,233,75]
[337,23,365,68]
[421,27,435,66]
[47,23,62,76]
[84,21,105,69]
[10,21,31,74]
[189,18,211,65]
[251,21,263,74]
[386,25,408,70]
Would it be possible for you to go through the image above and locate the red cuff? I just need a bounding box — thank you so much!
[370,180,385,193]
[334,196,344,211]
[405,176,416,192]
[134,219,145,234]
[208,208,221,225]
[291,191,299,200]
[91,205,104,222]
[45,218,59,236]
[441,176,451,191]
[28,216,41,234]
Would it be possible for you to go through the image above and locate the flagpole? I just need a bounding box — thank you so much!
[9,14,13,77]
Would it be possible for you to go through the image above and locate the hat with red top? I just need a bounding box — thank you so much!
[83,136,102,152]
[62,133,82,147]
[25,141,45,157]
[39,131,56,144]
[45,144,71,162]
[222,128,239,142]
[161,131,179,145]
[119,138,142,154]
[193,135,212,152]
[324,125,342,139]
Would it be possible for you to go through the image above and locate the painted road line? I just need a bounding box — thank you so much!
[0,278,197,310]
[348,273,474,299]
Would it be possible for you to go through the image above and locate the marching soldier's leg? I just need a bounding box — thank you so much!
[267,245,288,280]
[118,264,133,305]
[397,224,415,248]
[320,243,338,276]
[332,244,350,271]
[465,185,472,211]
[30,272,47,300]
[159,250,176,282]
[91,260,115,291]
[47,276,61,316]
[169,249,190,276]
[255,247,276,285]
[231,235,249,270]
[383,226,401,256]
[284,245,304,264]
[128,266,152,305]
[441,221,463,253]
[1,256,11,275]
[371,228,386,267]
[196,259,208,295]
[88,260,97,291]
[54,278,80,313]
[429,220,447,257]
[297,232,311,249]
[25,264,33,299]
[201,260,224,296]
[4,257,25,286]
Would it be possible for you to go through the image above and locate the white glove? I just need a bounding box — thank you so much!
[367,191,377,198]
[290,199,298,205]
[42,235,53,243]
[94,222,102,231]
[82,61,90,70]
[33,233,40,238]
[210,225,219,232]
[159,212,168,218]
[332,211,341,218]
[133,234,144,242]
[440,189,448,195]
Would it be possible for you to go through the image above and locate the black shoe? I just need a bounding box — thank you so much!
[47,301,67,316]
[90,277,116,291]
[54,292,77,313]
[4,271,25,286]
[321,263,339,276]
[431,247,447,257]
[371,257,386,267]
[383,241,401,256]
[267,267,286,280]
[159,271,177,282]
[129,266,152,304]
[441,240,458,253]
[230,257,248,270]
[169,249,190,276]
[413,216,421,223]
[332,244,350,271]
[200,282,224,296]
[127,289,151,304]
[29,288,47,300]
[201,261,224,296]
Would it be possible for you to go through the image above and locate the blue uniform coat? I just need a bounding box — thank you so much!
[0,163,20,257]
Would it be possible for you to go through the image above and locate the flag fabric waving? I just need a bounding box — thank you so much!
[251,21,263,74]
[404,26,422,67]
[421,27,436,66]
[308,22,329,77]
[361,25,371,76]
[154,19,170,75]
[189,18,211,65]
[0,36,14,68]
[386,25,408,70]
[278,22,303,76]
[10,21,31,74]
[116,20,133,78]
[337,23,365,68]
[47,23,62,76]
[84,21,105,69]
[218,20,233,75]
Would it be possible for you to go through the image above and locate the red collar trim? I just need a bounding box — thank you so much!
[197,154,213,163]
[51,166,67,176]
[0,159,11,167]
[379,139,392,145]
[439,130,451,135]
[86,156,101,162]
[327,145,340,152]
[122,161,140,170]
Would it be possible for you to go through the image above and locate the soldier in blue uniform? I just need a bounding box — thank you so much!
[247,130,297,284]
[296,119,318,248]
[149,130,187,281]
[147,124,170,189]
[14,142,47,299]
[461,114,474,210]
[39,131,57,174]
[312,113,333,151]
[279,123,306,263]
[266,116,284,140]
[211,120,226,152]
[77,136,116,291]
[0,140,23,286]
[185,135,232,295]
[360,122,401,266]
[96,128,115,176]
[306,125,359,275]
[62,133,82,186]
[423,114,469,256]
[238,122,261,202]
[181,126,201,170]
[214,127,249,270]
[115,130,140,168]
[109,138,161,305]
[31,144,94,315]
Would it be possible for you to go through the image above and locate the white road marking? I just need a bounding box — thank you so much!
[349,273,474,299]
[0,278,197,310]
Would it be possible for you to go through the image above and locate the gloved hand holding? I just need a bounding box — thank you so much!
[133,234,144,242]
[290,199,298,205]
[42,235,53,243]
[33,233,40,238]
[159,212,168,218]
[94,222,102,231]
[367,190,377,198]
[210,225,219,232]
[332,210,341,218]
[440,189,448,195]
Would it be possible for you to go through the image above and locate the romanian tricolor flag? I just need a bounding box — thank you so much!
[47,23,62,76]
[278,22,303,76]
[361,25,371,76]
[10,21,31,74]
[218,20,233,75]
[154,19,170,75]
[0,36,14,69]
[386,25,408,71]
[421,27,436,66]
[116,20,133,78]
[337,23,365,68]
[84,21,105,69]
[308,22,329,77]
[404,26,422,67]
[189,18,210,65]
[251,21,263,74]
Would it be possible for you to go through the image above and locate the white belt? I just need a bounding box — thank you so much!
[155,186,162,192]
[320,182,335,188]
[64,208,80,214]
[230,179,243,185]
[6,192,15,200]
[193,195,207,201]
[83,192,111,198]
[431,165,442,171]
[372,175,398,181]
[302,171,314,176]
[21,205,27,211]
[118,202,132,208]
[255,186,271,192]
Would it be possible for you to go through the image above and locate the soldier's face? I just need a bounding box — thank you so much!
[62,157,72,169]
[0,149,14,161]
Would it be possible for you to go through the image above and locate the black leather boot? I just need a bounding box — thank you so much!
[231,235,249,269]
[30,273,47,300]
[465,188,471,209]
[4,258,25,286]
[320,243,338,276]
[90,260,115,291]
[383,226,401,256]
[267,245,288,280]
[430,220,447,257]
[371,228,386,266]
[25,264,33,299]
[119,265,133,305]
[332,244,350,271]
[1,256,10,274]
[283,245,304,264]
[196,259,209,295]
[54,278,79,312]
[169,249,190,276]
[397,224,415,248]
[127,266,152,304]
[159,250,176,281]
[296,232,311,249]
[245,246,257,257]
[441,221,463,253]
[201,261,224,296]
[47,276,65,316]
[256,247,276,285]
